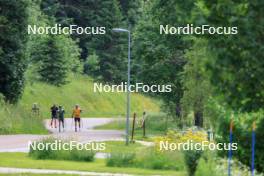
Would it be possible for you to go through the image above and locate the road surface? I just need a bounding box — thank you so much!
[0,167,139,176]
[0,118,124,152]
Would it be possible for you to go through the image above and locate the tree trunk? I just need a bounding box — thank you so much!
[176,103,181,118]
[194,110,203,128]
[176,103,183,128]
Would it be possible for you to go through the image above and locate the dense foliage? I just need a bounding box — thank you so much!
[0,0,263,172]
[41,0,128,83]
[36,35,80,85]
[134,0,197,118]
[106,148,185,171]
[214,109,264,172]
[181,39,212,127]
[199,0,264,112]
[0,0,29,102]
[29,137,95,161]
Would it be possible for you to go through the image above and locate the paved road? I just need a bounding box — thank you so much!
[0,118,154,175]
[0,118,124,152]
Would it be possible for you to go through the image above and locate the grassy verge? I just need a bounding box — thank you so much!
[0,103,47,134]
[106,147,186,171]
[29,137,95,162]
[0,74,160,134]
[95,120,125,130]
[95,113,179,140]
[21,75,160,117]
[0,153,186,176]
[0,174,79,176]
[103,141,147,153]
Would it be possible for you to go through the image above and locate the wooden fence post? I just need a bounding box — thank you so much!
[131,112,136,143]
[142,111,146,137]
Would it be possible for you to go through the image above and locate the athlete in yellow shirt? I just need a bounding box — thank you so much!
[72,104,82,132]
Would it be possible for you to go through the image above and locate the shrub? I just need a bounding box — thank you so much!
[137,148,185,170]
[145,113,168,132]
[106,152,136,167]
[195,151,219,176]
[106,147,185,171]
[83,53,100,78]
[154,129,207,175]
[0,94,4,105]
[184,150,203,176]
[29,137,95,162]
[69,148,95,162]
[195,151,263,176]
[212,107,264,173]
[29,138,56,160]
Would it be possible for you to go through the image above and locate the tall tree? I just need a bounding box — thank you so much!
[199,0,264,112]
[119,0,142,27]
[41,0,127,83]
[181,39,212,127]
[27,1,81,85]
[134,0,195,118]
[88,0,126,83]
[0,0,29,103]
[35,34,80,86]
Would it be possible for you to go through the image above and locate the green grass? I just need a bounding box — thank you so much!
[21,75,160,118]
[0,104,47,134]
[103,141,147,153]
[0,153,186,176]
[95,120,126,130]
[95,119,154,141]
[0,174,79,176]
[96,113,179,140]
[106,148,186,171]
[0,74,160,134]
[29,137,95,162]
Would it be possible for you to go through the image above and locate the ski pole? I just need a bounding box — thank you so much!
[251,121,256,176]
[228,117,234,176]
[71,117,74,130]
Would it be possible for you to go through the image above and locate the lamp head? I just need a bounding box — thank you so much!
[112,28,129,33]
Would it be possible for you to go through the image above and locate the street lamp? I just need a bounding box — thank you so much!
[112,28,131,145]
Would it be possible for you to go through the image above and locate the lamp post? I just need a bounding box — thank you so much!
[112,28,131,145]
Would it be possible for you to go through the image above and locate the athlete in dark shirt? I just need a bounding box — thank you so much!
[50,104,58,128]
[58,105,65,132]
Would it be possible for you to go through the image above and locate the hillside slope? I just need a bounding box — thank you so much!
[20,75,160,117]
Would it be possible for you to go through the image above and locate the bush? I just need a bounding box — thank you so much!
[29,137,95,162]
[106,152,136,167]
[195,151,263,176]
[154,129,207,175]
[137,148,185,170]
[106,147,185,171]
[132,112,180,138]
[195,151,220,176]
[204,99,264,173]
[69,148,95,162]
[83,53,100,77]
[0,94,4,105]
[145,113,167,132]
[184,150,203,176]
